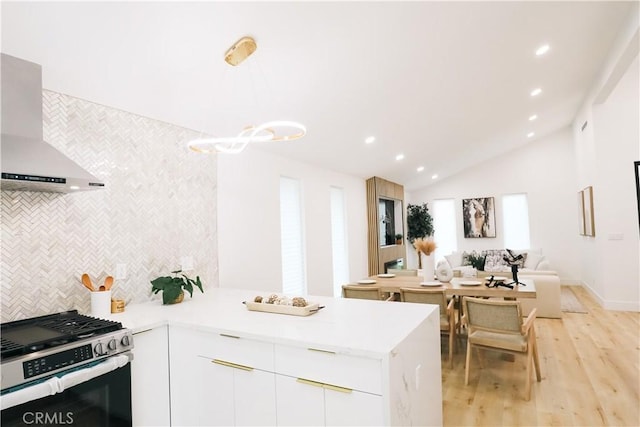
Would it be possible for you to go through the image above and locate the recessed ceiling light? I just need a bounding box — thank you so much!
[365,136,375,144]
[69,185,80,190]
[530,88,542,97]
[395,154,405,161]
[417,166,425,172]
[527,132,535,138]
[529,114,538,121]
[535,44,550,56]
[431,174,438,180]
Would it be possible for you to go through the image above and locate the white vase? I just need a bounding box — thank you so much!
[436,260,453,283]
[422,254,435,282]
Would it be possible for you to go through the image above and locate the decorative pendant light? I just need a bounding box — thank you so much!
[188,36,306,154]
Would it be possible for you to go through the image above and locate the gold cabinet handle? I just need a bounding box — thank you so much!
[307,347,336,355]
[219,333,240,339]
[296,378,352,393]
[212,359,253,371]
[296,378,325,388]
[323,383,352,394]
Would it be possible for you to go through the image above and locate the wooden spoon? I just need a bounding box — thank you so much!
[81,273,94,292]
[102,276,114,291]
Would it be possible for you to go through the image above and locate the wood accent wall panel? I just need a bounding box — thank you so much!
[366,177,405,276]
[366,178,379,276]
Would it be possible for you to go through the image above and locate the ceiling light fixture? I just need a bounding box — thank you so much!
[365,136,375,144]
[530,88,542,97]
[417,166,425,172]
[188,37,306,154]
[529,114,538,121]
[395,154,405,161]
[225,36,257,66]
[188,121,306,154]
[535,44,550,56]
[431,174,438,180]
[527,132,535,138]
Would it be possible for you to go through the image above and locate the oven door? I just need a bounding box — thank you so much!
[1,355,132,427]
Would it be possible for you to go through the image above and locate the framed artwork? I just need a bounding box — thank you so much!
[462,197,496,238]
[583,186,595,237]
[578,190,585,235]
[635,161,640,233]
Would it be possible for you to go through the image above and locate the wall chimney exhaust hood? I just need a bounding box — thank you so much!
[1,53,104,193]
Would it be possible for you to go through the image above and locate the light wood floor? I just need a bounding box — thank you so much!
[441,286,640,426]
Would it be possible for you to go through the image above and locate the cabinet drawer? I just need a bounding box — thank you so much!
[274,345,382,394]
[198,331,274,372]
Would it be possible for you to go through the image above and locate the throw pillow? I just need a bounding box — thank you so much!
[505,249,527,268]
[483,249,508,272]
[444,251,463,268]
[524,252,543,269]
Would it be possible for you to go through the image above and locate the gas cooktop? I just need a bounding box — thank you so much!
[1,310,133,392]
[1,310,123,360]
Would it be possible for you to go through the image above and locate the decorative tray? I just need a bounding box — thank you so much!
[244,301,322,317]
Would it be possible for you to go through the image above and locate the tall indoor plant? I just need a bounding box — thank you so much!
[406,203,434,268]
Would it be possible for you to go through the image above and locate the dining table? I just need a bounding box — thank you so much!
[354,274,537,300]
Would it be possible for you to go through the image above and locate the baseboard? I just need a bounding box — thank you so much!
[559,278,582,286]
[582,281,640,312]
[603,300,640,312]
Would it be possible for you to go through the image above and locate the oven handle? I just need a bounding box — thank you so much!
[1,353,132,411]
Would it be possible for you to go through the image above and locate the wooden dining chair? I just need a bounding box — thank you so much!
[462,297,541,400]
[399,288,457,368]
[342,285,388,301]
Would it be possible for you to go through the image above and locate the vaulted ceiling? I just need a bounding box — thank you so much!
[1,1,632,190]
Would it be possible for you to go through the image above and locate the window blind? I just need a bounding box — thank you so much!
[433,198,457,261]
[330,187,349,297]
[502,193,531,250]
[279,177,306,295]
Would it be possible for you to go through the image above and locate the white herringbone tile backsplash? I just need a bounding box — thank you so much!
[1,91,218,322]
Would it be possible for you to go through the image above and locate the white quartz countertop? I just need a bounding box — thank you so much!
[107,288,437,357]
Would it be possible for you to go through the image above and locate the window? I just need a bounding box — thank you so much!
[330,187,349,297]
[502,193,531,250]
[433,199,457,262]
[280,177,306,295]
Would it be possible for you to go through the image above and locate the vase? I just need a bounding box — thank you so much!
[166,290,184,305]
[421,254,435,282]
[435,260,453,283]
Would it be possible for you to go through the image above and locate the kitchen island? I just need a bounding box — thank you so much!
[110,288,442,426]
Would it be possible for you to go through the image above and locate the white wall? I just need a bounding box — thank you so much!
[217,148,368,296]
[408,127,581,282]
[573,26,639,312]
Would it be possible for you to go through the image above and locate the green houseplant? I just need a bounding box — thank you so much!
[466,253,486,271]
[394,233,403,244]
[151,270,204,305]
[406,203,434,268]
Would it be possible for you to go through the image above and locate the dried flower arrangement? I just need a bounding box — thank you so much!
[413,237,437,256]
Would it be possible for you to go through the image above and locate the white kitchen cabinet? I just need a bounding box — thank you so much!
[169,325,276,426]
[199,356,277,426]
[116,289,442,426]
[130,325,170,427]
[274,343,384,427]
[275,374,383,426]
[168,325,202,426]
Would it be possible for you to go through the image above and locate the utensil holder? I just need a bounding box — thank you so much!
[91,290,112,318]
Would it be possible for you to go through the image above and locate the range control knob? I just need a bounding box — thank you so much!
[120,335,131,347]
[107,338,117,351]
[94,342,106,356]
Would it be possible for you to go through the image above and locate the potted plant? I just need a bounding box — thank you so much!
[406,203,434,268]
[151,270,204,305]
[395,233,403,245]
[466,253,486,271]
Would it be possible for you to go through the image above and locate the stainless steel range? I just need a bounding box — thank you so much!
[1,310,134,426]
